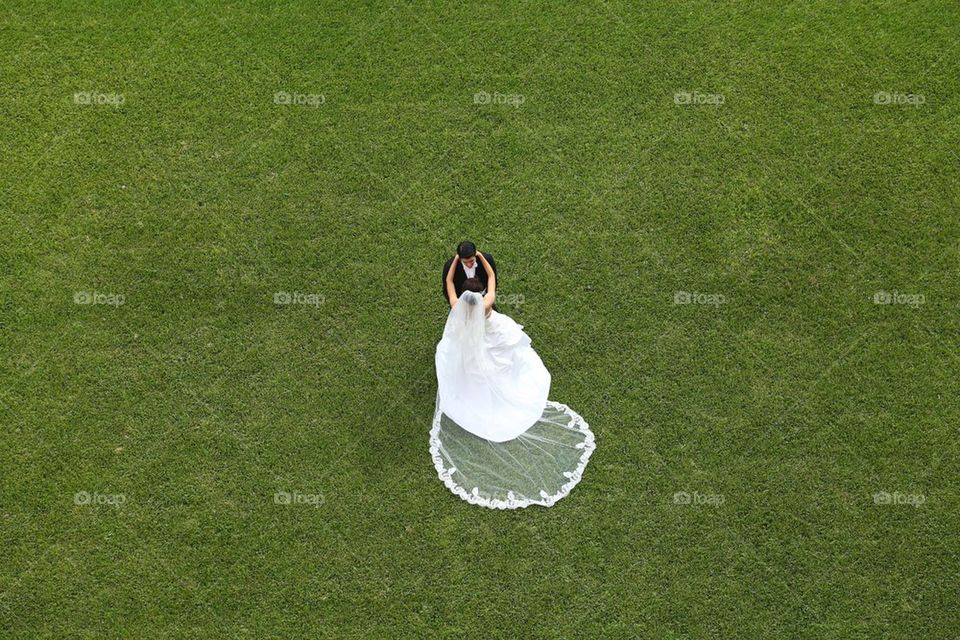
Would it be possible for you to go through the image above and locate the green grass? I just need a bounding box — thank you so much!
[2,1,958,637]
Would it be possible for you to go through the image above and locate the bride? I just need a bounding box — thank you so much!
[431,250,595,509]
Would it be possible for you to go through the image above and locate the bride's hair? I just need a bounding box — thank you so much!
[463,277,483,293]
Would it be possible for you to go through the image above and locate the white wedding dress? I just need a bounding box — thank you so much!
[432,291,595,509]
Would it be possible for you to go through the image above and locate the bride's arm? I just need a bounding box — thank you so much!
[445,253,459,308]
[477,252,496,310]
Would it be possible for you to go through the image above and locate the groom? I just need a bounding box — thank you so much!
[441,240,498,301]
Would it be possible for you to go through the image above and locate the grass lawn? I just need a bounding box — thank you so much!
[1,1,958,637]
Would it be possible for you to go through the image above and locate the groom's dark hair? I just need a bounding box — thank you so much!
[463,277,483,293]
[457,241,476,258]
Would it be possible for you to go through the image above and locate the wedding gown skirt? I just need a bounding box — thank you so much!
[436,310,550,442]
[433,308,595,509]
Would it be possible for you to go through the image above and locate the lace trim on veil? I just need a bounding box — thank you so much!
[429,400,596,510]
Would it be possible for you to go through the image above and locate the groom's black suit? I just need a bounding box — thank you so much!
[441,253,498,301]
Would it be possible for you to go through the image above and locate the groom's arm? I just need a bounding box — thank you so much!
[444,253,461,308]
[483,253,498,310]
[484,252,497,278]
[476,252,497,311]
[441,257,455,300]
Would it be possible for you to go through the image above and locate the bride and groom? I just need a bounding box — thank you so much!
[430,241,595,510]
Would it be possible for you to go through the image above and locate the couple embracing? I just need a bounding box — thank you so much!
[430,241,595,510]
